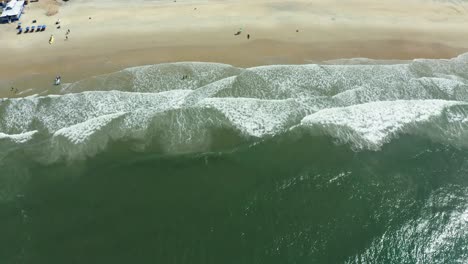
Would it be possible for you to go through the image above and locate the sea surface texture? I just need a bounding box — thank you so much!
[1,55,468,263]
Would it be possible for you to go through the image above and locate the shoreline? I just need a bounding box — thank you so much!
[3,39,467,98]
[1,0,468,97]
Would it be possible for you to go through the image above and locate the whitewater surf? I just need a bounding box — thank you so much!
[1,54,468,263]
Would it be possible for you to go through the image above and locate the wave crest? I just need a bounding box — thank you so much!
[300,100,468,150]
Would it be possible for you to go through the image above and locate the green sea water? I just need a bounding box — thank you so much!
[1,57,468,263]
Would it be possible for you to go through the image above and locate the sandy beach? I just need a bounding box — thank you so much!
[1,0,468,96]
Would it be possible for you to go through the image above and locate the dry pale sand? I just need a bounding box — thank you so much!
[1,0,468,96]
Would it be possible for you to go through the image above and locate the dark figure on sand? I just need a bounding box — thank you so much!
[247,34,250,39]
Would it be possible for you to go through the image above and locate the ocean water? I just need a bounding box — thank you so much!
[1,55,468,263]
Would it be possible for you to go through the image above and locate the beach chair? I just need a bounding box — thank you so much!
[17,28,22,34]
[16,23,22,29]
[31,26,35,32]
[36,25,42,32]
[41,25,46,31]
[25,26,30,33]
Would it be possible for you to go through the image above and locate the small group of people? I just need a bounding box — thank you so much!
[10,87,18,94]
[55,18,71,40]
[65,29,70,40]
[181,75,189,80]
[233,28,251,40]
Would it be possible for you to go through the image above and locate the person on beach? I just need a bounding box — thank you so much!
[247,34,250,39]
[55,76,61,85]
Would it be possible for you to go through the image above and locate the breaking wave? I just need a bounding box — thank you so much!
[2,54,468,163]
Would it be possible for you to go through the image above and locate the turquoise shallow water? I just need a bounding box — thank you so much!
[1,56,468,263]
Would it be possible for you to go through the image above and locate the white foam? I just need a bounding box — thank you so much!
[301,100,466,150]
[127,62,240,93]
[48,113,127,161]
[2,53,468,160]
[199,98,304,137]
[182,76,237,106]
[332,77,468,106]
[418,77,466,97]
[0,90,192,134]
[0,130,38,144]
[53,113,126,144]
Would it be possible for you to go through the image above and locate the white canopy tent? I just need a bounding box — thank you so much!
[0,0,25,23]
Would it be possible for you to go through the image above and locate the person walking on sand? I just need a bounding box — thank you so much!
[247,34,250,40]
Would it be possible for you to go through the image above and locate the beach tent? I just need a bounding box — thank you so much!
[0,0,25,24]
